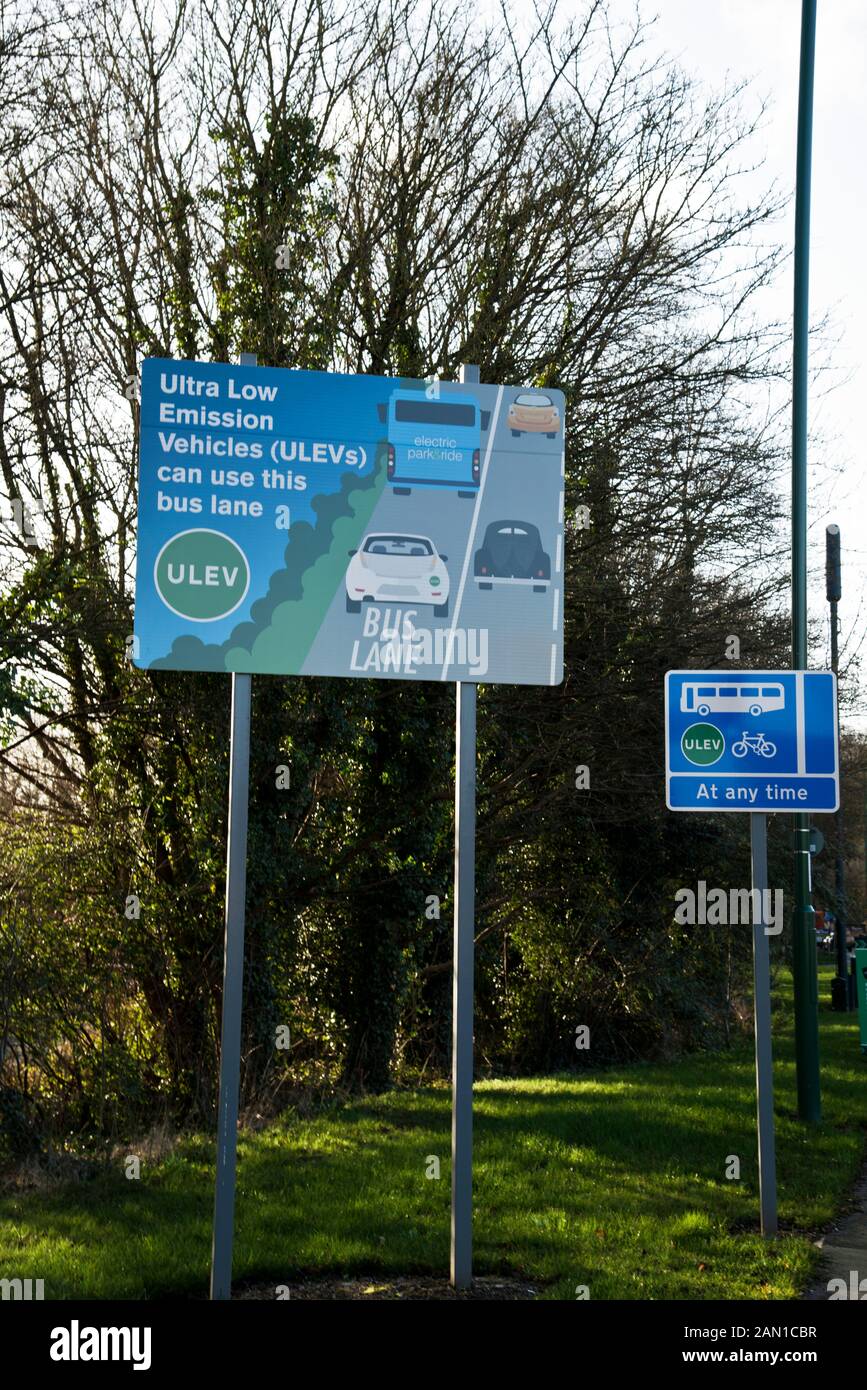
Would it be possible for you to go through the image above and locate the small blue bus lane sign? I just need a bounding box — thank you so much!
[665,670,839,813]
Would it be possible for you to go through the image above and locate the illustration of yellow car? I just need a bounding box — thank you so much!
[508,392,560,438]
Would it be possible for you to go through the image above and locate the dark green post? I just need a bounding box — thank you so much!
[856,947,867,1055]
[826,526,850,1012]
[792,0,821,1123]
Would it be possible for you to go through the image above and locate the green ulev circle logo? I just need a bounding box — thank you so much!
[681,722,725,766]
[154,529,250,621]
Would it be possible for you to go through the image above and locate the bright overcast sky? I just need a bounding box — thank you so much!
[595,1,867,726]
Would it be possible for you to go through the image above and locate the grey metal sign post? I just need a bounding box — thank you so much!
[451,362,478,1290]
[210,352,256,1301]
[451,680,476,1288]
[749,812,778,1237]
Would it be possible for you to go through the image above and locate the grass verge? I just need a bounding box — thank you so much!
[1,965,864,1299]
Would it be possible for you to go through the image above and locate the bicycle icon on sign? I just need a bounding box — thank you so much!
[732,731,777,759]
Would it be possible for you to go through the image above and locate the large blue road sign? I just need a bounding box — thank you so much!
[665,670,839,812]
[133,359,565,685]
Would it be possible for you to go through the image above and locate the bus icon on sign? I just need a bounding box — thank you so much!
[680,682,785,718]
[385,390,481,499]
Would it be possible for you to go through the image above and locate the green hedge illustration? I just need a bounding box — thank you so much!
[150,449,385,672]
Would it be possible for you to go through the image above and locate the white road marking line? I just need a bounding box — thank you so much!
[439,384,505,681]
[558,489,564,524]
[552,586,560,631]
[555,533,562,573]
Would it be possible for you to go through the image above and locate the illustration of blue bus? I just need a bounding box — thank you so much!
[385,390,481,498]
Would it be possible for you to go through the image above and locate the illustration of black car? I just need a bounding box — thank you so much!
[473,521,551,592]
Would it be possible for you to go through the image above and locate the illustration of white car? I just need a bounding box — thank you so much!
[345,533,450,616]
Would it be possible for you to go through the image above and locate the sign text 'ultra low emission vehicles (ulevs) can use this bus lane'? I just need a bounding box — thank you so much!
[133,360,565,686]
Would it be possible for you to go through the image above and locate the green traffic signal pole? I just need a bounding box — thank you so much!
[792,0,821,1123]
[826,526,850,1012]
